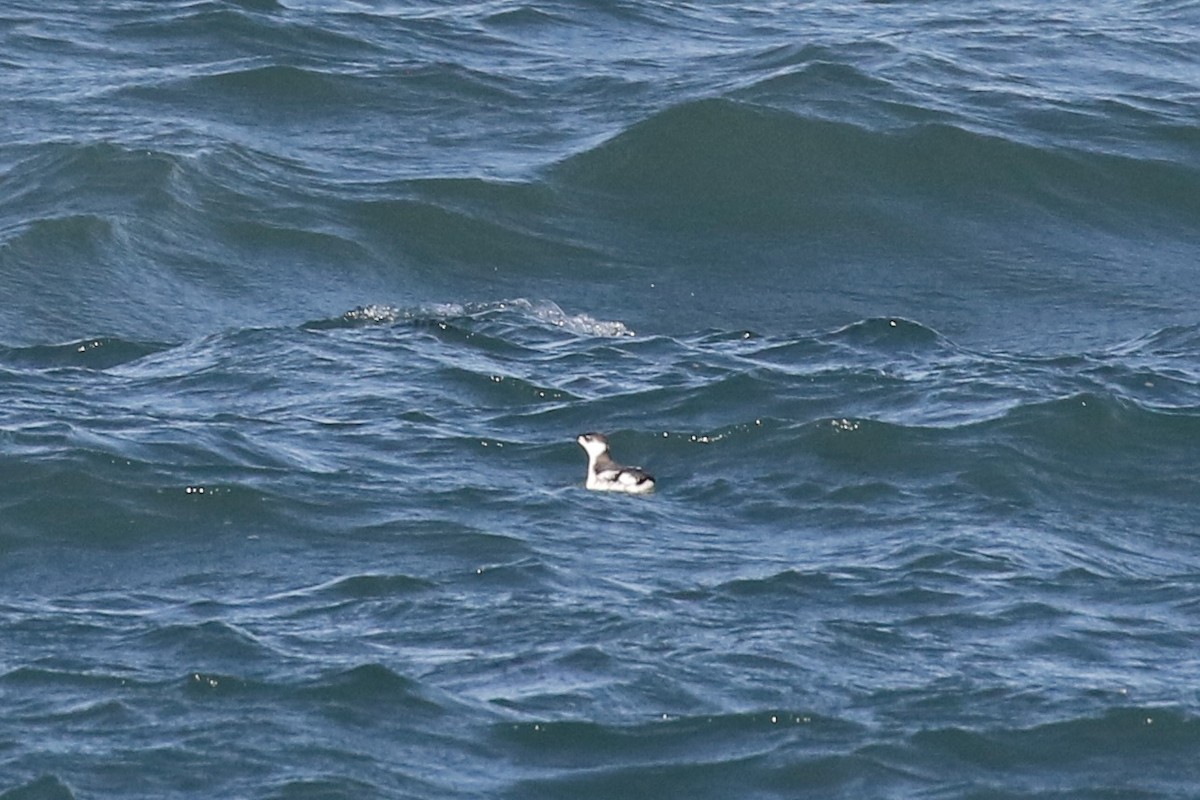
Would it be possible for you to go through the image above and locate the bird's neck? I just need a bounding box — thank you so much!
[591,451,616,471]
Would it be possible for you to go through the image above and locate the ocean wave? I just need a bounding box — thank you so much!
[496,709,861,758]
[182,670,265,697]
[0,309,1196,574]
[552,97,1200,233]
[0,775,76,800]
[0,443,291,549]
[141,619,281,666]
[0,337,170,371]
[192,64,369,105]
[824,317,949,353]
[4,104,1196,348]
[0,664,141,693]
[295,573,437,601]
[1,213,114,262]
[494,705,1200,798]
[712,569,840,599]
[110,1,360,63]
[909,706,1200,770]
[496,711,882,799]
[261,777,381,800]
[345,193,595,274]
[305,299,635,339]
[5,4,1200,797]
[0,141,178,219]
[169,57,529,117]
[481,5,570,28]
[300,663,447,716]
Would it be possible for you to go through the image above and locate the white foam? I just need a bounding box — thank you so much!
[341,304,402,324]
[495,299,635,338]
[340,299,634,338]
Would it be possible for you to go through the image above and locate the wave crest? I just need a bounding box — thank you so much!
[308,299,635,338]
[554,97,1200,232]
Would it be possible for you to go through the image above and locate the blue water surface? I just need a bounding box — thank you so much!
[2,2,1200,797]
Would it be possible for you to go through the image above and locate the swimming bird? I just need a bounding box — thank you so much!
[577,432,656,494]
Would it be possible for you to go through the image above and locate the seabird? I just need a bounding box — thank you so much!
[576,432,656,494]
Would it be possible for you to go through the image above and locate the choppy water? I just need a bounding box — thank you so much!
[3,2,1200,798]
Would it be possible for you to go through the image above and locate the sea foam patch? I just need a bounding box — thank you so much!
[324,299,634,338]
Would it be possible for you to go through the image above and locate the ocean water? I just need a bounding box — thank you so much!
[2,1,1200,797]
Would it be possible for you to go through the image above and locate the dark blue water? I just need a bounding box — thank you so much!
[3,2,1200,798]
